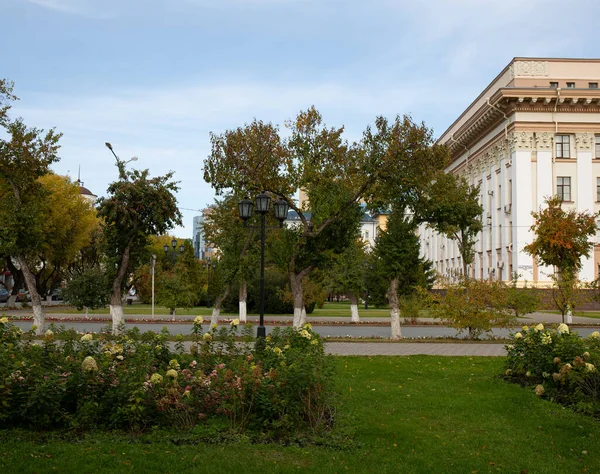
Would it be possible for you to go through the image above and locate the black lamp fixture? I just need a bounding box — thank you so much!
[238,192,289,340]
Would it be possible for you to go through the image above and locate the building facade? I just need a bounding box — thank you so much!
[418,58,600,286]
[192,214,205,260]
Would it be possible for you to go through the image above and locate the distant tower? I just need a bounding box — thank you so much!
[192,215,205,259]
[76,166,97,203]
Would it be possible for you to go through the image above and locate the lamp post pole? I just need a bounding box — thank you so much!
[151,254,156,320]
[238,193,289,340]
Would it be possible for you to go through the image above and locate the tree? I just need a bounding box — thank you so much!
[321,240,368,322]
[361,115,447,337]
[0,82,62,333]
[155,241,201,316]
[96,165,181,333]
[62,267,110,318]
[524,195,599,323]
[433,277,513,339]
[205,109,442,327]
[525,196,598,275]
[34,174,98,296]
[203,194,259,324]
[505,272,541,319]
[372,209,435,339]
[425,173,483,278]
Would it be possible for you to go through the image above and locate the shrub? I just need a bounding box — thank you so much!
[504,324,600,416]
[0,317,336,440]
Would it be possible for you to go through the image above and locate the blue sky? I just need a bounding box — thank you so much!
[4,0,600,237]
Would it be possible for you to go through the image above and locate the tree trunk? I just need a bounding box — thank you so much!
[109,292,125,334]
[5,258,22,309]
[239,279,247,323]
[348,291,360,323]
[290,272,304,327]
[109,242,132,334]
[6,294,17,308]
[211,285,230,326]
[17,257,44,335]
[387,277,402,339]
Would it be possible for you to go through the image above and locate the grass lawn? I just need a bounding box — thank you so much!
[543,310,600,320]
[2,356,599,473]
[40,301,403,319]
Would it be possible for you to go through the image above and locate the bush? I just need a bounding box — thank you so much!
[504,323,600,416]
[0,317,336,440]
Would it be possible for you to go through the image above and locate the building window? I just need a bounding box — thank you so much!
[555,135,571,158]
[364,231,369,240]
[566,82,575,88]
[590,82,599,89]
[595,136,600,158]
[597,177,600,202]
[550,82,559,88]
[557,176,571,201]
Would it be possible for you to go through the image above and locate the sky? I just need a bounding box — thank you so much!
[3,0,600,238]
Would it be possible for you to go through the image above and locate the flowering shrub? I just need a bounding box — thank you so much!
[504,324,600,416]
[0,318,335,440]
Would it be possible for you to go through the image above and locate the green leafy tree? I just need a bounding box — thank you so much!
[0,82,62,333]
[96,164,181,333]
[62,267,110,317]
[321,240,368,322]
[524,196,599,322]
[505,273,541,319]
[203,194,259,324]
[372,209,435,339]
[433,277,513,339]
[425,173,483,278]
[205,107,369,327]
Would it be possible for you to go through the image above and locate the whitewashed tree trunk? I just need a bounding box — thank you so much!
[211,297,222,325]
[239,279,247,323]
[291,272,304,328]
[110,293,125,334]
[348,291,360,323]
[6,294,17,308]
[17,257,44,335]
[211,286,230,326]
[85,306,89,319]
[387,277,402,339]
[110,242,132,334]
[566,305,573,324]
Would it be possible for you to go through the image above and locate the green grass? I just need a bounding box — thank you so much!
[543,310,600,320]
[2,356,599,473]
[39,301,403,318]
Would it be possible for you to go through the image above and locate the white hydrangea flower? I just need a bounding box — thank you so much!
[557,323,569,334]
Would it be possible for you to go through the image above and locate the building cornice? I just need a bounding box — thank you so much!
[446,87,600,163]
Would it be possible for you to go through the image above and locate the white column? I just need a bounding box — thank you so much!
[512,132,534,282]
[536,149,554,281]
[576,133,595,281]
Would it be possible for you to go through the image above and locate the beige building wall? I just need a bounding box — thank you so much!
[420,58,600,286]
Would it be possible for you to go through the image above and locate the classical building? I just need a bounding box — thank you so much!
[418,58,600,286]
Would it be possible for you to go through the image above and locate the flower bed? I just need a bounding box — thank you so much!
[0,317,336,440]
[504,323,600,416]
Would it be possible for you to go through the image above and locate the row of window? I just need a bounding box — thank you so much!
[554,134,600,159]
[550,82,598,89]
[556,176,600,202]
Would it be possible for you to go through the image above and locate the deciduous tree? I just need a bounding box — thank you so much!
[0,82,62,333]
[425,173,483,278]
[97,165,181,333]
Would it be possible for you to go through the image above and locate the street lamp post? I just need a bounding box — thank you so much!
[105,142,138,178]
[151,254,156,320]
[163,238,185,264]
[238,192,289,339]
[363,262,373,310]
